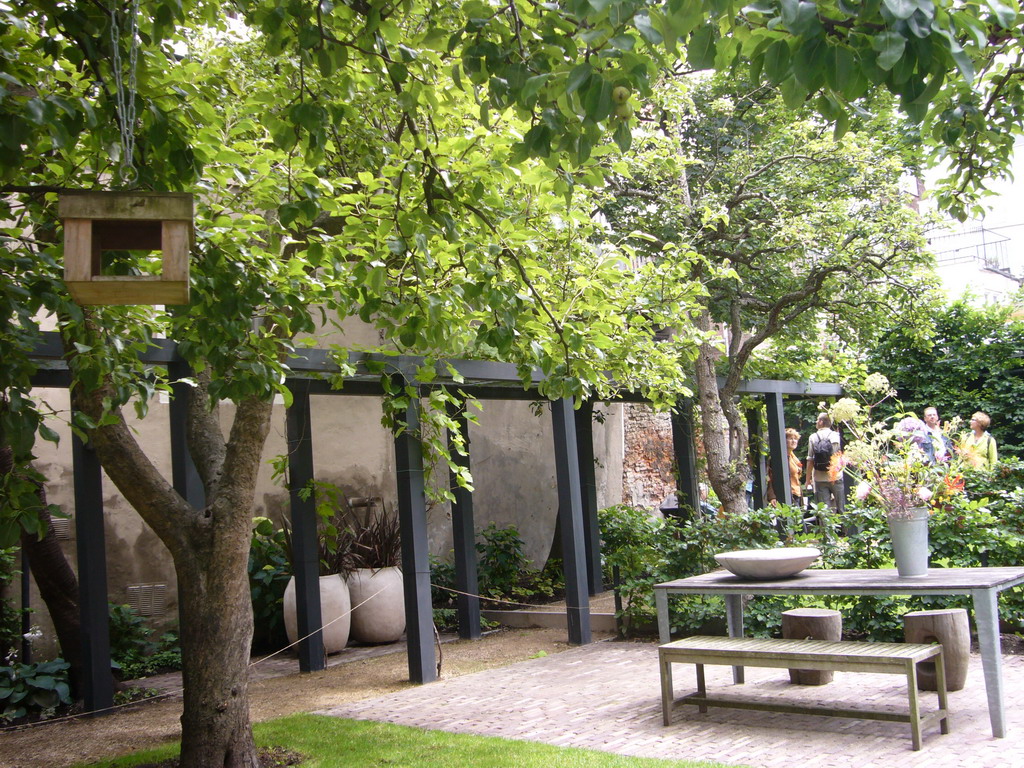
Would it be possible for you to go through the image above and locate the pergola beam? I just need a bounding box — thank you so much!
[25,331,840,707]
[394,389,436,683]
[284,381,326,672]
[72,431,114,714]
[551,398,591,645]
[575,401,603,595]
[446,396,481,640]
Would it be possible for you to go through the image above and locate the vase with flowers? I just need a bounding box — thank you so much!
[829,375,967,577]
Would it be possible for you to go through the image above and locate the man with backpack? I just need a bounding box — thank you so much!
[805,412,845,514]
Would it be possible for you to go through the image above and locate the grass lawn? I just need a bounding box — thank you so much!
[75,713,740,768]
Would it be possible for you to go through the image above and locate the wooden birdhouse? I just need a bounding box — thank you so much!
[60,191,193,305]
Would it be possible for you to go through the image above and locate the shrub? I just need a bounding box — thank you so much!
[429,555,456,609]
[0,658,72,723]
[598,505,666,631]
[594,495,1024,642]
[108,603,181,680]
[108,602,156,661]
[476,523,530,600]
[430,525,564,613]
[474,523,562,605]
[249,517,292,652]
[962,457,1024,499]
[0,547,23,661]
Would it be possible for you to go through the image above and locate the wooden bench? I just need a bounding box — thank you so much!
[659,635,950,750]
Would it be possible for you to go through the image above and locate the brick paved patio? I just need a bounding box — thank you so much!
[320,638,1024,767]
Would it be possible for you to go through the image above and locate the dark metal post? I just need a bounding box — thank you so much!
[747,408,766,510]
[285,382,325,672]
[72,431,113,714]
[574,400,602,595]
[20,550,31,663]
[168,360,205,509]
[394,391,436,682]
[551,398,591,645]
[670,401,700,514]
[764,392,792,505]
[446,397,480,640]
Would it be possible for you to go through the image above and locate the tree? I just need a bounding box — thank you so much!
[600,74,939,513]
[866,299,1024,458]
[1,2,1022,765]
[2,5,697,765]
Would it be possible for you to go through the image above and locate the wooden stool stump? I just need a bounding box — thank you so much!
[781,607,842,685]
[904,608,970,691]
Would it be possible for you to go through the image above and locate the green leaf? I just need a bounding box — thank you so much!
[523,123,552,157]
[0,520,19,548]
[763,40,791,84]
[824,44,855,92]
[521,74,549,104]
[906,9,933,38]
[38,423,60,444]
[910,68,945,104]
[290,102,323,132]
[613,120,632,152]
[794,36,827,89]
[687,25,717,70]
[23,99,46,124]
[634,13,663,44]
[932,27,975,80]
[983,0,1018,27]
[581,76,614,122]
[904,99,928,123]
[779,75,808,108]
[873,30,906,71]
[298,25,320,48]
[566,64,593,95]
[833,109,851,140]
[882,0,918,20]
[780,0,824,37]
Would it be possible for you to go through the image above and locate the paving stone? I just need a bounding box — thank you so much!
[318,637,1024,767]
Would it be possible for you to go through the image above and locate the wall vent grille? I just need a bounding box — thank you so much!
[127,583,168,617]
[49,517,72,540]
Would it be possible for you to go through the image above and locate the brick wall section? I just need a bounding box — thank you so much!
[622,404,676,511]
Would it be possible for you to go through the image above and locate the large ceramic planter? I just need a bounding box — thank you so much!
[283,573,351,654]
[889,507,930,578]
[348,566,406,644]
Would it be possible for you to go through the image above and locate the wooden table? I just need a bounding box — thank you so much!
[654,567,1024,738]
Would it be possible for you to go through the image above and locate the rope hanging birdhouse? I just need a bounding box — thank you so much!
[58,0,194,306]
[60,191,193,306]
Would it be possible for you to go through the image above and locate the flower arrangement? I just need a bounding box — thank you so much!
[827,376,966,520]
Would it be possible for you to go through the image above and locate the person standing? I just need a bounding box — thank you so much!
[923,406,953,463]
[962,411,998,468]
[805,413,844,513]
[767,428,805,506]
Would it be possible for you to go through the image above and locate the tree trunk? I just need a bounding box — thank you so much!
[21,502,84,693]
[692,320,749,516]
[176,544,259,768]
[71,371,272,768]
[0,445,84,691]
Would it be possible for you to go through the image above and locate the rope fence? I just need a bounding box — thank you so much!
[0,581,586,732]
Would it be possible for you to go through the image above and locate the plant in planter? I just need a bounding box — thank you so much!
[339,499,406,645]
[280,484,357,654]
